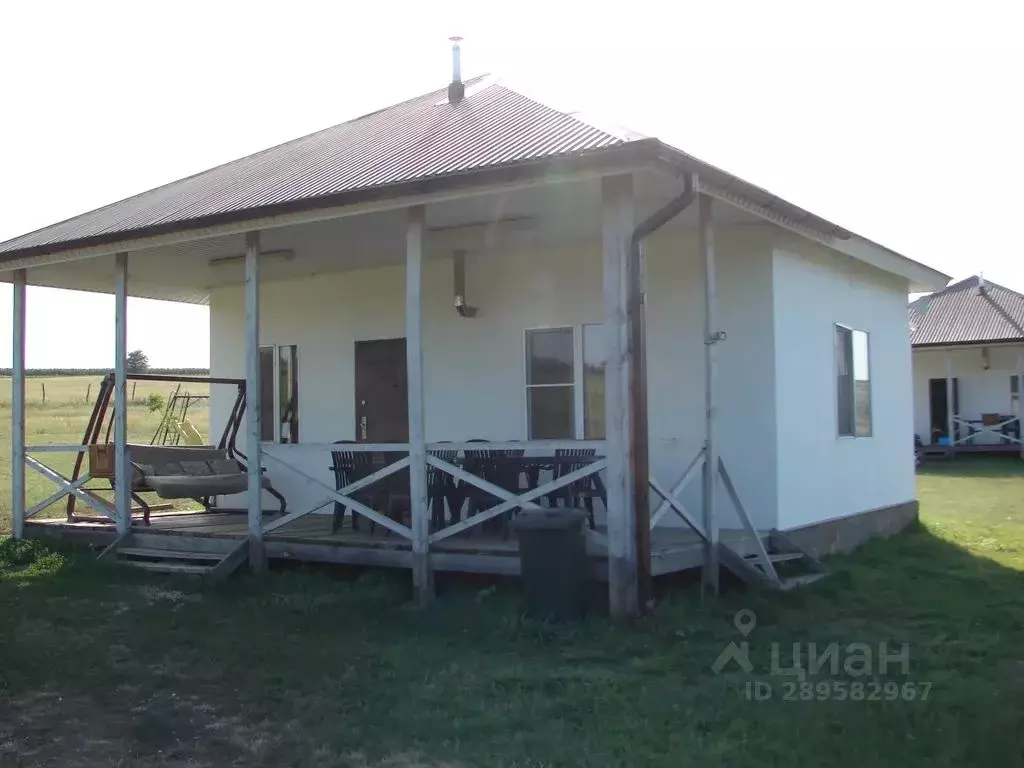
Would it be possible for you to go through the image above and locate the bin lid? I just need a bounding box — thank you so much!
[512,509,587,530]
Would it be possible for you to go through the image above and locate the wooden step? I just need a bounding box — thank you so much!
[119,560,212,575]
[127,532,241,555]
[117,547,223,562]
[742,552,806,564]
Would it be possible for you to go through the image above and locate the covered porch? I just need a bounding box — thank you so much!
[8,167,787,617]
[913,343,1024,456]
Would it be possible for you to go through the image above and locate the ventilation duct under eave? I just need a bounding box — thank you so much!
[453,249,476,317]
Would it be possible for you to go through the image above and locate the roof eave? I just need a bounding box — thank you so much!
[0,139,662,267]
[912,338,1024,349]
[652,143,951,292]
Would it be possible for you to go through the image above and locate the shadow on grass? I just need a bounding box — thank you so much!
[917,453,1024,479]
[2,519,1024,767]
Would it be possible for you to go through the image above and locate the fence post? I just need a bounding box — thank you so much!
[41,381,46,402]
[85,383,92,403]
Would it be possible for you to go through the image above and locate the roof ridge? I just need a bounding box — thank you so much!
[914,275,1024,305]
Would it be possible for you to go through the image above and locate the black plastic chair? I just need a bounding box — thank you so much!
[427,443,458,531]
[488,445,526,537]
[457,440,494,533]
[552,448,603,529]
[329,441,377,533]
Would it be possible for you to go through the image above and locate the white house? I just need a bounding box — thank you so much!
[1,56,948,616]
[910,276,1024,453]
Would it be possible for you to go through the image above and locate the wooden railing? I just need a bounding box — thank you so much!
[259,440,608,546]
[649,448,780,587]
[22,444,117,522]
[950,415,1022,447]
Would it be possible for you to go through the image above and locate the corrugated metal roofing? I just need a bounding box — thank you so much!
[0,76,633,256]
[909,276,1024,346]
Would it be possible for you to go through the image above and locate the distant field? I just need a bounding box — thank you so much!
[0,375,210,534]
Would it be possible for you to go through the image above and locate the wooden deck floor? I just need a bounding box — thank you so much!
[25,511,765,578]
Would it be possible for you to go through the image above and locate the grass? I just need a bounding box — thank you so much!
[0,375,210,535]
[1,455,1023,766]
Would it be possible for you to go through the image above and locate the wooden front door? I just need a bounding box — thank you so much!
[354,338,408,442]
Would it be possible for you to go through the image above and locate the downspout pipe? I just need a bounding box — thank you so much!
[626,172,697,610]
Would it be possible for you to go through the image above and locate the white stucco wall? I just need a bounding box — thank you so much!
[772,237,915,530]
[209,229,780,529]
[912,344,1024,444]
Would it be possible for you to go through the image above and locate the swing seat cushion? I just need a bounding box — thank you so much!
[126,444,273,499]
[146,472,276,499]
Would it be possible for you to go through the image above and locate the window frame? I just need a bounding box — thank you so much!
[523,324,606,440]
[524,325,576,440]
[834,323,872,439]
[257,343,299,443]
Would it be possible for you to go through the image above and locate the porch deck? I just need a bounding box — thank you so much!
[23,511,764,579]
[924,442,1024,457]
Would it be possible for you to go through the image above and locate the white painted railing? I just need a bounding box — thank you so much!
[21,445,115,521]
[258,440,609,547]
[260,445,413,539]
[425,454,607,543]
[951,415,1022,446]
[649,448,780,587]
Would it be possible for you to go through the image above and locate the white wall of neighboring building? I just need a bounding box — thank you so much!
[912,344,1024,444]
[209,229,780,529]
[772,235,916,530]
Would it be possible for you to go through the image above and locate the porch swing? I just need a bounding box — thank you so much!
[66,373,286,524]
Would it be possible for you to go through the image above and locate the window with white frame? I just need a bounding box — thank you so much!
[835,325,871,437]
[1012,376,1020,414]
[258,344,300,443]
[525,325,606,439]
[526,328,575,439]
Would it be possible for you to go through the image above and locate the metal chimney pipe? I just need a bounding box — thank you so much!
[448,36,465,105]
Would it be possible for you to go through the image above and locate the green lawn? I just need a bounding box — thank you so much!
[0,375,210,535]
[1,456,1022,766]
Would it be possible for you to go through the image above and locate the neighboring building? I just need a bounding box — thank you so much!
[910,276,1024,452]
[0,58,949,616]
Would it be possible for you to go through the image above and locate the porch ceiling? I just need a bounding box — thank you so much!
[18,172,761,305]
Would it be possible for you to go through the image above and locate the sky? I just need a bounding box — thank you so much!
[0,0,1021,368]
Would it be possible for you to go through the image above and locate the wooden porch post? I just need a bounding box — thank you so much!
[945,355,955,451]
[245,231,266,571]
[11,270,26,539]
[699,193,720,596]
[602,174,639,619]
[406,205,433,604]
[114,253,130,535]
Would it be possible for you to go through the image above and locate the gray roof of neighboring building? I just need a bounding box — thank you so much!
[909,276,1024,346]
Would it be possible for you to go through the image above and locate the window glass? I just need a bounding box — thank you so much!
[528,386,574,439]
[852,330,872,437]
[527,327,574,385]
[582,324,606,439]
[526,328,574,438]
[258,346,275,442]
[836,326,871,437]
[278,345,299,443]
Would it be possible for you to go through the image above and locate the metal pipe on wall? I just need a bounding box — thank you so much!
[627,173,697,609]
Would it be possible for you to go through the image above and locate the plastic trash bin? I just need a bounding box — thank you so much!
[512,508,588,620]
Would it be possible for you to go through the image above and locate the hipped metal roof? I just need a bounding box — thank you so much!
[0,75,930,272]
[909,276,1024,347]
